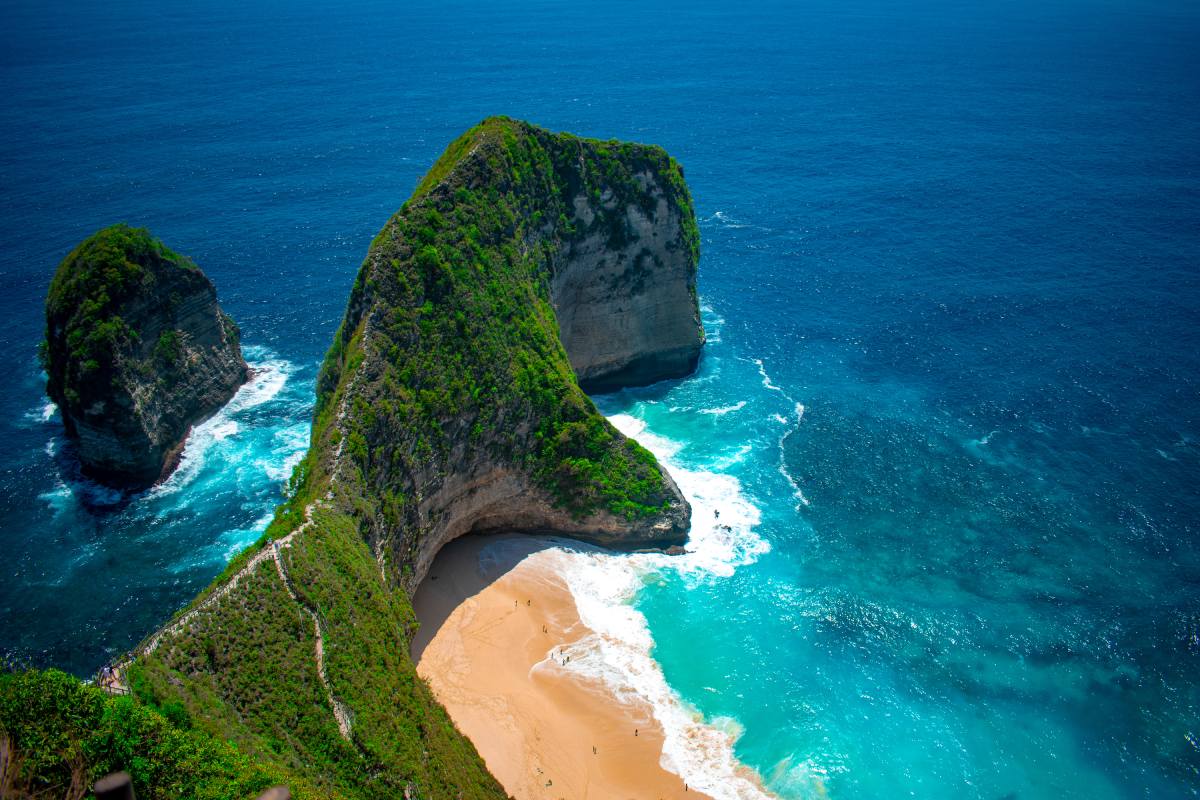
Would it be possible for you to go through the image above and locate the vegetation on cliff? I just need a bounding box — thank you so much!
[131,506,507,800]
[0,669,286,799]
[6,118,701,798]
[43,224,198,407]
[310,116,697,526]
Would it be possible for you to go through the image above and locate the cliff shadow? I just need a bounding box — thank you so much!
[48,435,137,514]
[409,532,605,663]
[586,367,701,416]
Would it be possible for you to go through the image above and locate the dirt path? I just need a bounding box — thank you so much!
[121,318,378,738]
[120,500,353,740]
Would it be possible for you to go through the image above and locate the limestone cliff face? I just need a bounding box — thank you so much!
[551,165,704,392]
[43,225,248,489]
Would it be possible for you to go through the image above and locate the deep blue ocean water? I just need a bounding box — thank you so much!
[2,0,1198,797]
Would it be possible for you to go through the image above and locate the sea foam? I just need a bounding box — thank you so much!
[700,400,748,416]
[749,358,808,508]
[24,401,58,424]
[152,354,296,497]
[701,302,726,345]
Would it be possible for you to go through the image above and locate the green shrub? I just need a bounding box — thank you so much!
[0,669,284,800]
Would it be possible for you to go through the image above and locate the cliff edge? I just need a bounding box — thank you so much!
[120,119,704,799]
[43,225,248,489]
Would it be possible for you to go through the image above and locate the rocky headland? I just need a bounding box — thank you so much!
[317,116,705,592]
[42,224,248,489]
[9,118,704,799]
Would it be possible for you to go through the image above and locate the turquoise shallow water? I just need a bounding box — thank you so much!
[2,0,1198,796]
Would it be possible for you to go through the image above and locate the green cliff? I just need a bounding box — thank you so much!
[43,224,249,489]
[4,117,703,798]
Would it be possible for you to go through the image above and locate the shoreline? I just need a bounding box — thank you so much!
[412,533,714,800]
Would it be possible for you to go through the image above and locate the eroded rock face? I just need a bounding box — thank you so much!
[43,225,248,489]
[404,465,691,588]
[552,170,704,393]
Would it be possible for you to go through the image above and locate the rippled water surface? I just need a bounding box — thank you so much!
[1,0,1197,797]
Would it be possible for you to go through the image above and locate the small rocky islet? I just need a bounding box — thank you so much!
[6,116,703,799]
[42,223,248,490]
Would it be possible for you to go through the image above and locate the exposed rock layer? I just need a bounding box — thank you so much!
[43,225,248,489]
[552,168,704,392]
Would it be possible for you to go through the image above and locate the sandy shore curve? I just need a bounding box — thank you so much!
[412,533,711,800]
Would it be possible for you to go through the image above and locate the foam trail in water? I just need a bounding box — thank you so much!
[23,401,58,425]
[705,210,750,229]
[710,443,753,470]
[261,421,311,482]
[749,358,809,508]
[700,303,726,344]
[494,412,774,800]
[700,400,747,416]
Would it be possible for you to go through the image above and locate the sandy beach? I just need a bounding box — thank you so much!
[412,534,711,800]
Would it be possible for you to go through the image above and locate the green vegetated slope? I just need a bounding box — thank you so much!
[0,669,288,800]
[131,507,501,800]
[3,117,700,799]
[312,114,698,538]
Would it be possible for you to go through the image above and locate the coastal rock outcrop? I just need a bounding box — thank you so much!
[43,224,248,489]
[127,118,703,798]
[316,116,703,591]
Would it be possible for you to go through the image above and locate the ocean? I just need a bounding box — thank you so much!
[1,0,1197,797]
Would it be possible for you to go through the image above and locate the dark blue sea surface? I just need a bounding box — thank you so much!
[1,0,1197,797]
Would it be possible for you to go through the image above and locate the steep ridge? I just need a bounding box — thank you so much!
[43,224,248,489]
[123,117,704,798]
